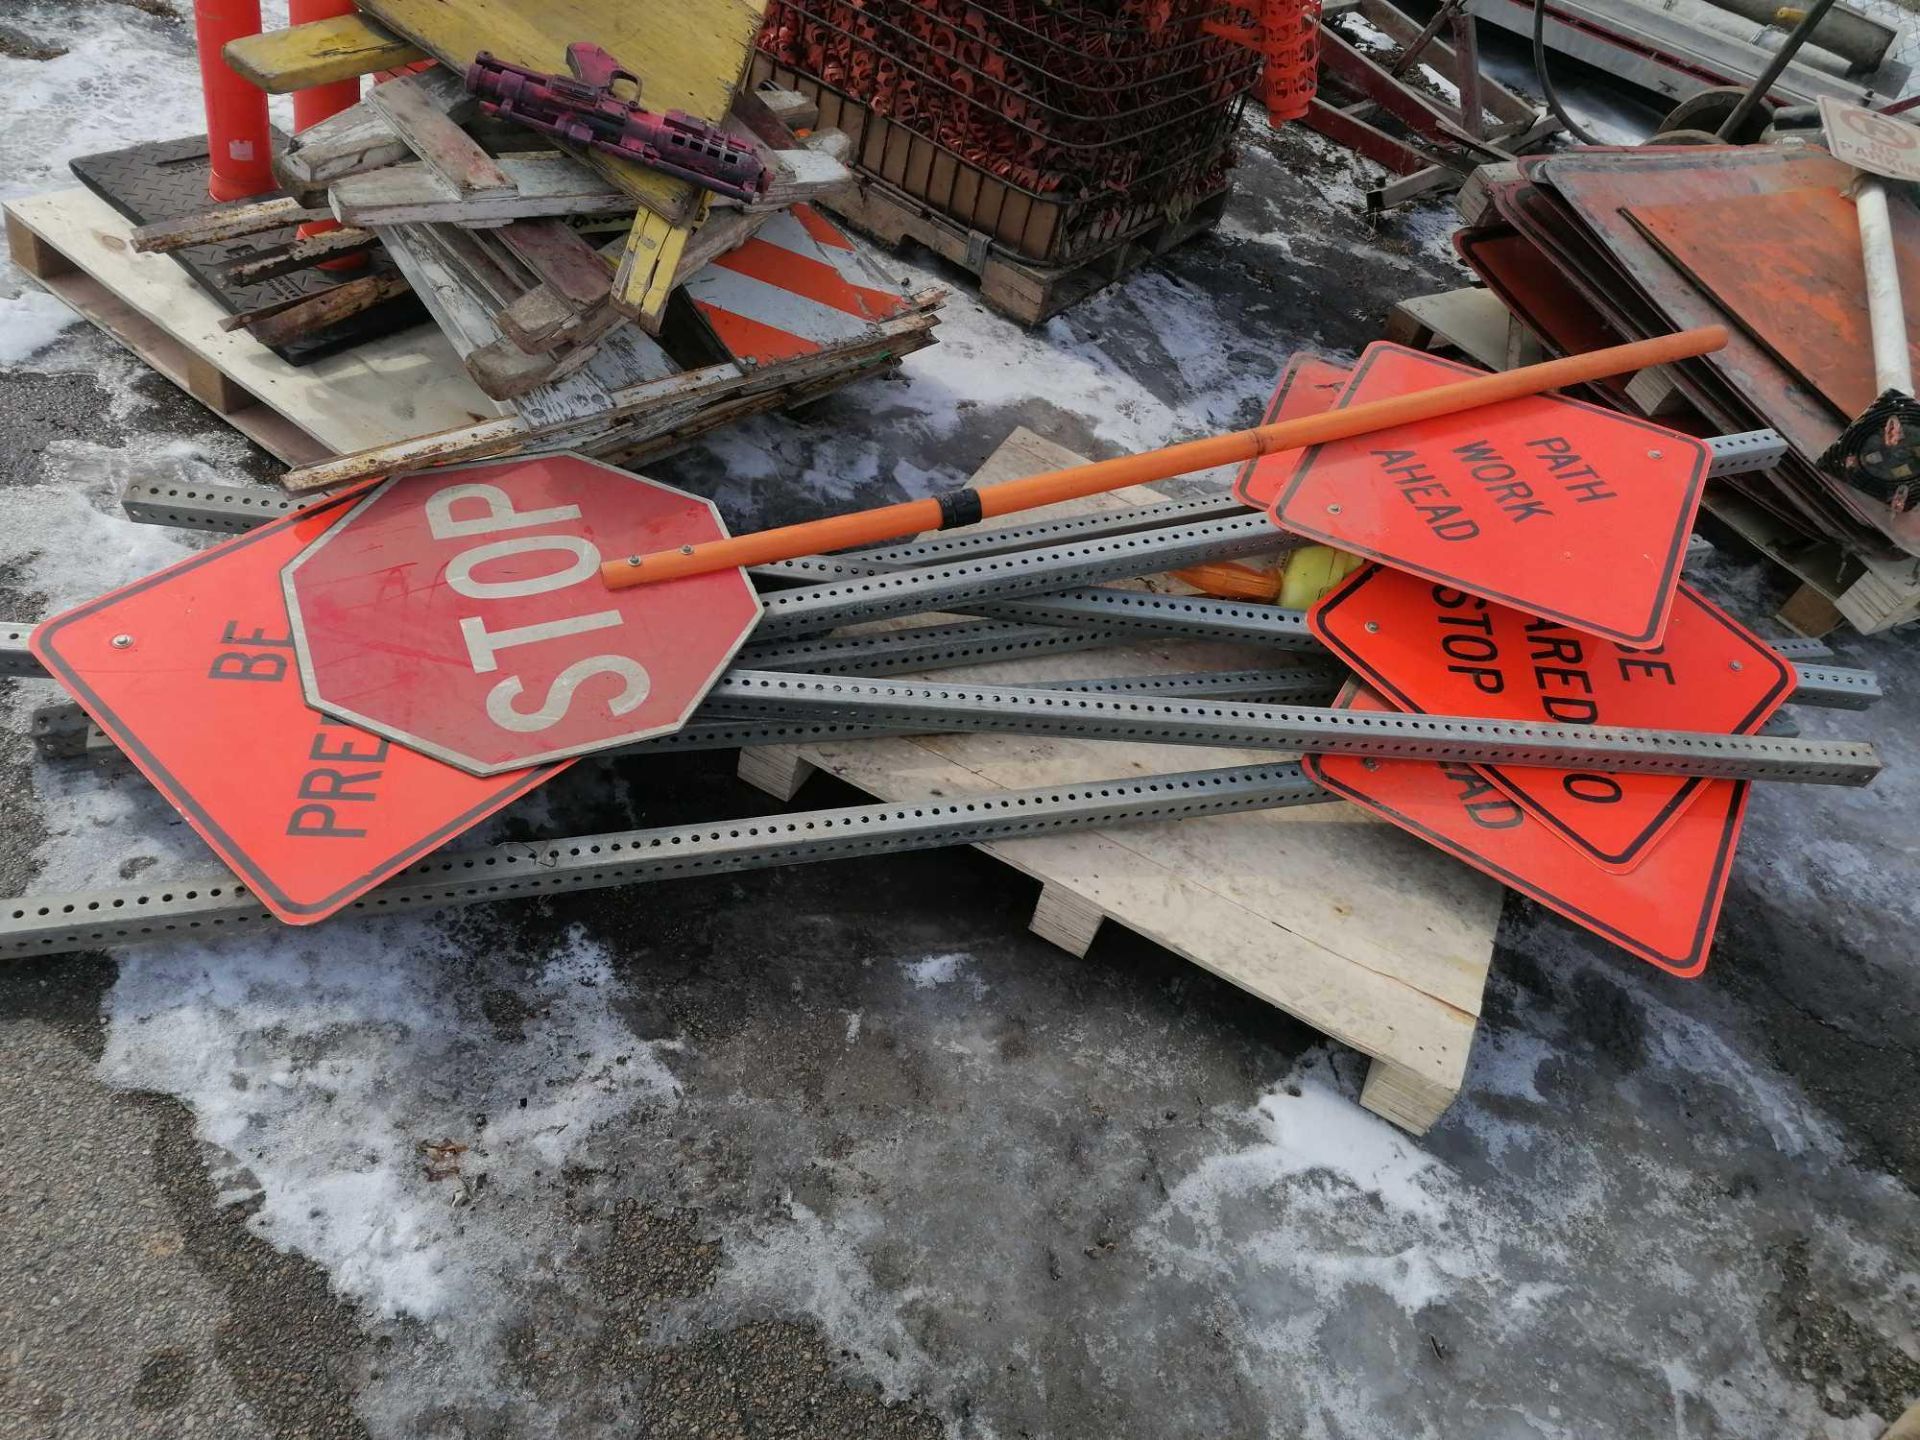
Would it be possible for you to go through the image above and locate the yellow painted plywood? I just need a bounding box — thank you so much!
[224,13,427,93]
[354,0,766,314]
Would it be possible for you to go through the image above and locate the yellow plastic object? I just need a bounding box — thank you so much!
[1278,545,1364,609]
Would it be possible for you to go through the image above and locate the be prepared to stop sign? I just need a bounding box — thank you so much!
[282,455,761,777]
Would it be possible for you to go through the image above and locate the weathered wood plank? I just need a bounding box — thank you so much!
[496,286,586,353]
[612,206,694,318]
[233,273,414,348]
[276,102,412,200]
[330,152,632,226]
[364,69,512,196]
[756,87,819,132]
[736,148,855,209]
[282,305,937,491]
[495,220,611,306]
[374,223,499,361]
[220,226,379,285]
[282,359,752,491]
[224,13,425,93]
[131,197,327,254]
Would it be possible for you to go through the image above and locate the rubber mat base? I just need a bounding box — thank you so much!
[69,133,424,366]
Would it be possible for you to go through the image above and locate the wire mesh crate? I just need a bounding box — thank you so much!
[756,0,1261,265]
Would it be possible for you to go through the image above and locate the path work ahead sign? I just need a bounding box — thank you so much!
[1267,344,1710,646]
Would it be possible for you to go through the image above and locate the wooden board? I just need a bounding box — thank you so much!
[352,0,769,317]
[1384,287,1519,371]
[224,12,427,92]
[736,428,1504,1133]
[4,188,507,465]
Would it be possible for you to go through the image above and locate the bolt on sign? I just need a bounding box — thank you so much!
[1306,686,1748,977]
[30,493,563,926]
[1265,344,1711,646]
[1311,563,1793,872]
[1234,353,1352,508]
[283,454,762,776]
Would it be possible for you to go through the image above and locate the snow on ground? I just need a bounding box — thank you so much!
[642,937,1918,1440]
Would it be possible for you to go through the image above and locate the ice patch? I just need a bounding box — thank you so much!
[675,956,1919,1440]
[0,286,79,363]
[707,1196,938,1403]
[901,951,973,989]
[98,922,681,1321]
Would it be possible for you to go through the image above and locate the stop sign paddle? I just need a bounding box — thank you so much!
[283,455,761,775]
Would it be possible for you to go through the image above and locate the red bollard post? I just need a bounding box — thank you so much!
[193,0,275,201]
[290,0,362,130]
[289,0,366,268]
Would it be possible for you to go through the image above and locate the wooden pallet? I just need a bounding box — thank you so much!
[5,186,938,493]
[3,187,504,466]
[818,177,1229,325]
[737,428,1504,1134]
[1702,488,1920,637]
[1385,286,1543,372]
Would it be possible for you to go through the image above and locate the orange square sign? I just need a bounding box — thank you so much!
[1267,344,1710,645]
[31,494,563,925]
[1310,564,1792,871]
[1306,686,1748,977]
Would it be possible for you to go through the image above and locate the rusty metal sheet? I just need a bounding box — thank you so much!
[1534,146,1920,556]
[1627,184,1920,422]
[1454,224,1629,403]
[1498,152,1905,556]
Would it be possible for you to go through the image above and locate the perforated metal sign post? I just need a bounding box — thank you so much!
[1306,687,1748,977]
[1311,564,1793,871]
[28,493,562,926]
[1234,353,1352,507]
[283,455,761,776]
[1268,344,1711,646]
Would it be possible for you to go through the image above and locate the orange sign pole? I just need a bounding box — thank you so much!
[193,0,275,201]
[600,326,1729,591]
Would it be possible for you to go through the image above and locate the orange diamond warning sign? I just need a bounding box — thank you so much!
[1306,686,1748,977]
[31,495,562,925]
[1267,344,1710,645]
[1234,354,1351,507]
[1310,564,1792,871]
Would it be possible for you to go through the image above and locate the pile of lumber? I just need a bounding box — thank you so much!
[129,65,943,491]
